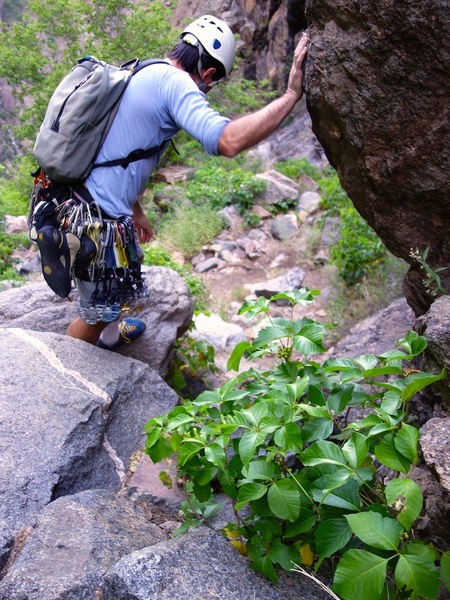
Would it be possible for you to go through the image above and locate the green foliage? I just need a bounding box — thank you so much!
[409,247,448,297]
[185,158,267,214]
[141,245,209,313]
[166,335,218,399]
[208,74,277,119]
[274,158,322,182]
[145,291,449,599]
[329,205,387,286]
[0,155,36,217]
[0,227,29,280]
[157,205,226,258]
[0,0,174,146]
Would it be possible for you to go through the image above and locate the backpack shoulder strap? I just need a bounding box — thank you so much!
[92,59,171,170]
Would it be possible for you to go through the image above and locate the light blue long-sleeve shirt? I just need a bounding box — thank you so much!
[85,61,230,218]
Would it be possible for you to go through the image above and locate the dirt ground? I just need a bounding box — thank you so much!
[196,214,334,326]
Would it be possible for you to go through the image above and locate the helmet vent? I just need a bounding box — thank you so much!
[213,39,222,49]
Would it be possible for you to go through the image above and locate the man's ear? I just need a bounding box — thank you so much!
[202,67,217,82]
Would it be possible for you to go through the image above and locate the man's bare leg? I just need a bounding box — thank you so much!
[66,317,112,345]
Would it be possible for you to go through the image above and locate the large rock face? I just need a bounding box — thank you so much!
[304,0,450,316]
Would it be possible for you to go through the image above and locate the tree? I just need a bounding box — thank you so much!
[0,0,174,148]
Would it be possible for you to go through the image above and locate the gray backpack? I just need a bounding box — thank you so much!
[34,56,168,183]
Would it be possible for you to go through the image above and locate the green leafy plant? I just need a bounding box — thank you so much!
[166,335,218,399]
[145,289,449,599]
[274,158,322,182]
[184,158,267,214]
[156,205,226,258]
[409,247,448,297]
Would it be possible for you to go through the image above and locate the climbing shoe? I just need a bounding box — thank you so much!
[74,233,97,275]
[97,318,146,350]
[36,226,73,298]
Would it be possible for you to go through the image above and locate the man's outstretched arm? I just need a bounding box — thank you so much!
[217,33,309,158]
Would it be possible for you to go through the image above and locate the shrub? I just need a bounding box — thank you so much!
[185,158,267,214]
[156,206,226,258]
[145,290,449,600]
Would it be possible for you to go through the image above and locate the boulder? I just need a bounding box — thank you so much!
[99,528,330,600]
[304,0,450,316]
[0,490,166,600]
[0,265,194,377]
[256,170,301,206]
[0,328,178,574]
[420,418,450,494]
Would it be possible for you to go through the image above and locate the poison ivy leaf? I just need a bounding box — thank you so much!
[395,552,440,600]
[204,443,227,471]
[267,478,301,521]
[342,432,369,469]
[402,370,446,402]
[241,459,276,482]
[260,415,282,433]
[327,385,355,414]
[441,551,450,591]
[146,435,173,463]
[297,404,330,418]
[367,423,396,438]
[284,506,317,537]
[379,348,409,361]
[292,321,326,355]
[254,516,283,540]
[239,430,267,466]
[316,517,353,560]
[385,478,423,531]
[272,288,319,305]
[378,391,402,416]
[273,422,303,452]
[322,358,358,372]
[402,541,437,561]
[307,384,326,406]
[374,433,411,474]
[192,389,222,406]
[347,413,382,431]
[242,402,268,426]
[192,480,212,502]
[364,365,404,377]
[253,324,290,347]
[145,426,163,448]
[333,550,388,600]
[322,468,352,491]
[218,470,238,499]
[177,440,205,466]
[235,482,267,509]
[300,417,334,444]
[301,440,347,468]
[227,340,252,372]
[237,296,271,318]
[313,479,362,511]
[354,354,378,371]
[268,537,300,570]
[394,423,419,465]
[396,331,428,356]
[165,413,195,431]
[346,512,403,551]
[250,554,278,584]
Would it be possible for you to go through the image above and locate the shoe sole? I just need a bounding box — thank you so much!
[37,227,72,298]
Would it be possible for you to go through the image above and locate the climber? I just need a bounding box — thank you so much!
[36,15,309,349]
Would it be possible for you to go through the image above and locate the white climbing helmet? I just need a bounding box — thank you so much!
[181,15,236,79]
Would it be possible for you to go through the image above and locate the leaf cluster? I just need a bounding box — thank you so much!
[145,290,449,599]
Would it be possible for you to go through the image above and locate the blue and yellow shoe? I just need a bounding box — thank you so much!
[97,319,146,350]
